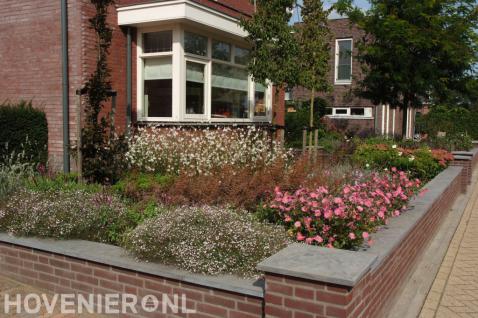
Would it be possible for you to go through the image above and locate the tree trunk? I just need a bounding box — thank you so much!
[308,88,315,159]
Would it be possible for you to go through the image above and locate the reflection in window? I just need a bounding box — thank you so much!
[184,32,208,56]
[254,83,267,117]
[335,108,348,115]
[211,63,249,119]
[144,57,173,117]
[234,47,250,65]
[336,39,352,81]
[212,40,231,61]
[186,61,205,115]
[351,108,365,116]
[143,31,172,53]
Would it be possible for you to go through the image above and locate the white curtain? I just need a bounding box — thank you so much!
[144,57,172,80]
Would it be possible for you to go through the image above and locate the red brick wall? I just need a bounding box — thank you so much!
[0,0,84,169]
[263,165,465,318]
[0,243,263,318]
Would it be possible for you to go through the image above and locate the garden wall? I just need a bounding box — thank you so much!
[0,152,475,318]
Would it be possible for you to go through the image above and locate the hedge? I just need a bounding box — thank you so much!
[0,101,48,165]
[416,106,478,140]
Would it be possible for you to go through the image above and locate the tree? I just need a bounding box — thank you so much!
[296,0,332,149]
[241,0,299,128]
[336,0,478,138]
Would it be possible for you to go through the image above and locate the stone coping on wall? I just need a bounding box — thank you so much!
[257,165,464,287]
[0,234,264,298]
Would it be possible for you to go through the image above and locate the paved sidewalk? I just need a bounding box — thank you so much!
[420,174,478,318]
[0,275,101,317]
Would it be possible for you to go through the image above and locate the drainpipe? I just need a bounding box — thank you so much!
[126,27,132,135]
[61,0,70,173]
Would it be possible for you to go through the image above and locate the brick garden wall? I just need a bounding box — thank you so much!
[262,162,469,318]
[0,243,263,318]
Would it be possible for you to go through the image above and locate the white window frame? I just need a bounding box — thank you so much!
[326,107,373,119]
[136,25,273,123]
[334,38,353,85]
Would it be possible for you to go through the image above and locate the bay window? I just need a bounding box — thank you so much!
[211,63,249,119]
[185,61,206,115]
[144,57,173,117]
[137,26,272,123]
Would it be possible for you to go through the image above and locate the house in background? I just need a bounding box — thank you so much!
[0,0,285,169]
[291,18,418,138]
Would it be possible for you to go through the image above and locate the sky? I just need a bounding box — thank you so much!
[291,0,371,22]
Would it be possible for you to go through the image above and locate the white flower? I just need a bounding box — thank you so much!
[366,163,370,168]
[398,152,403,156]
[392,144,397,149]
[409,156,415,162]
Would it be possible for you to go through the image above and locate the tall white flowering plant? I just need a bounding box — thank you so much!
[126,126,292,175]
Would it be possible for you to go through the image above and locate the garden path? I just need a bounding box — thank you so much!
[0,275,103,317]
[420,172,478,318]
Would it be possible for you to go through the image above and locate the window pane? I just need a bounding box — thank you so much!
[212,40,231,61]
[254,83,267,117]
[325,108,333,115]
[211,63,249,119]
[144,57,172,117]
[235,47,250,65]
[335,108,348,115]
[184,32,208,56]
[186,61,205,115]
[143,31,172,53]
[337,39,352,81]
[351,108,365,116]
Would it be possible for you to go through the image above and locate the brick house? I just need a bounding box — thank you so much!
[291,18,417,138]
[0,0,285,170]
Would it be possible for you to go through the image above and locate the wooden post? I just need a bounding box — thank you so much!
[76,90,82,182]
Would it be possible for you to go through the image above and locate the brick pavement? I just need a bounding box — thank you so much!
[420,172,478,318]
[0,275,102,317]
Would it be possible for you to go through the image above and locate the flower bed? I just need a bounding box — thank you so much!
[268,169,421,249]
[0,126,458,277]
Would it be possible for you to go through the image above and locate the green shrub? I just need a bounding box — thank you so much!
[123,206,289,277]
[25,173,102,193]
[285,98,328,148]
[352,143,452,181]
[112,172,175,201]
[0,189,134,245]
[416,105,478,140]
[424,133,473,151]
[0,101,48,165]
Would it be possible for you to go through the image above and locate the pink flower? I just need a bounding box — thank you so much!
[297,232,306,241]
[294,221,301,228]
[284,215,292,222]
[348,233,356,240]
[362,232,369,240]
[393,210,400,217]
[305,237,313,244]
[334,197,344,205]
[313,235,324,243]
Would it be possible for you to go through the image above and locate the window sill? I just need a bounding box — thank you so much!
[334,81,352,85]
[327,115,374,120]
[136,120,272,126]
